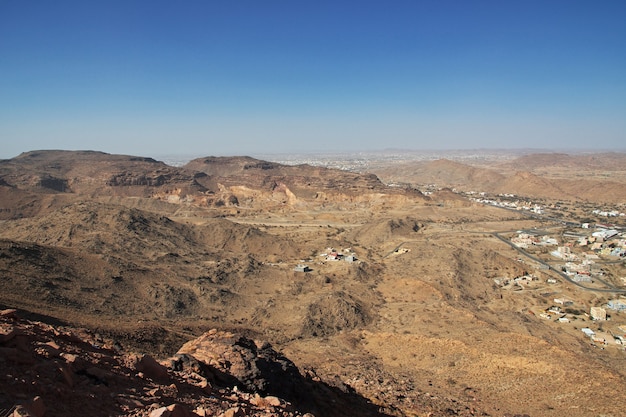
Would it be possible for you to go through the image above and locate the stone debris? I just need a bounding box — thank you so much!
[0,309,490,417]
[0,310,405,417]
[0,311,322,417]
[176,329,302,400]
[134,354,171,381]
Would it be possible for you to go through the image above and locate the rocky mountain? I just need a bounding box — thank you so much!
[2,149,625,417]
[0,150,204,196]
[0,151,205,220]
[184,156,389,197]
[0,151,426,220]
[183,156,426,214]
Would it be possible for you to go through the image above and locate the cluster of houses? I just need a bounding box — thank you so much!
[468,189,626,223]
[578,228,626,258]
[494,274,538,289]
[579,327,618,345]
[589,300,626,320]
[535,295,626,347]
[293,247,358,272]
[511,233,558,249]
[539,296,575,321]
[550,245,579,262]
[468,195,545,214]
[592,209,626,217]
[506,225,626,349]
[509,226,625,285]
[579,299,626,346]
[318,247,358,263]
[554,228,626,280]
[562,260,596,282]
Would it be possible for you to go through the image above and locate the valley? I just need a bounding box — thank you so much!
[1,150,625,417]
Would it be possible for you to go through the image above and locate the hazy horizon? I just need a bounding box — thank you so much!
[6,146,626,170]
[1,1,625,159]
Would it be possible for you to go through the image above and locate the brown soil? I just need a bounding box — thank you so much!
[1,150,625,417]
[372,153,626,203]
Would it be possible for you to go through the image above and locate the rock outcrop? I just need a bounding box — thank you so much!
[0,309,390,417]
[177,330,302,399]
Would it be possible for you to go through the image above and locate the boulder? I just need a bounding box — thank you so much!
[0,324,16,343]
[135,354,170,381]
[177,330,302,399]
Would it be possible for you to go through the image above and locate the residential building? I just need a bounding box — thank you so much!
[590,307,607,321]
[572,274,592,283]
[581,328,596,337]
[554,297,574,306]
[607,299,626,311]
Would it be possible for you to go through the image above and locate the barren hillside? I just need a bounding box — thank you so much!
[496,152,626,174]
[1,150,625,417]
[372,153,626,203]
[184,156,389,197]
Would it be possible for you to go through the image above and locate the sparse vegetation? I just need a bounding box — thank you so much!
[0,150,625,417]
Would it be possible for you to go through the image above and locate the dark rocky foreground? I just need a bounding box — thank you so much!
[0,308,391,417]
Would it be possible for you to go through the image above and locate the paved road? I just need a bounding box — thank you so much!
[493,232,626,294]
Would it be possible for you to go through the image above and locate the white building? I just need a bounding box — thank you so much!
[590,307,607,321]
[582,328,596,337]
[607,299,626,312]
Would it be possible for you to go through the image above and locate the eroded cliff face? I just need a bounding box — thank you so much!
[0,151,427,217]
[187,156,423,195]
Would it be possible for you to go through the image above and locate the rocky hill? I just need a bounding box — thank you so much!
[346,217,424,250]
[0,199,309,336]
[184,156,389,197]
[0,201,301,261]
[0,151,426,220]
[0,308,393,417]
[400,159,506,189]
[496,152,626,173]
[0,150,205,196]
[2,149,625,416]
[372,154,626,203]
[0,151,206,219]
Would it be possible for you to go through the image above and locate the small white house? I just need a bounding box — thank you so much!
[554,297,573,306]
[581,328,596,337]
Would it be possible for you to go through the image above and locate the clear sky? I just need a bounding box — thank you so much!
[1,1,625,159]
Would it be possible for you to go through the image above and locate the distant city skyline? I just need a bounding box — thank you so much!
[1,1,625,159]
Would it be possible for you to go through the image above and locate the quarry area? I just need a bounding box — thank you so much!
[1,150,626,417]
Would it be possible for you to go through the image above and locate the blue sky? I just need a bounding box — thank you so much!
[1,1,625,159]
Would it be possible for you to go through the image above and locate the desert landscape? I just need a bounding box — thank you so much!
[1,149,625,417]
